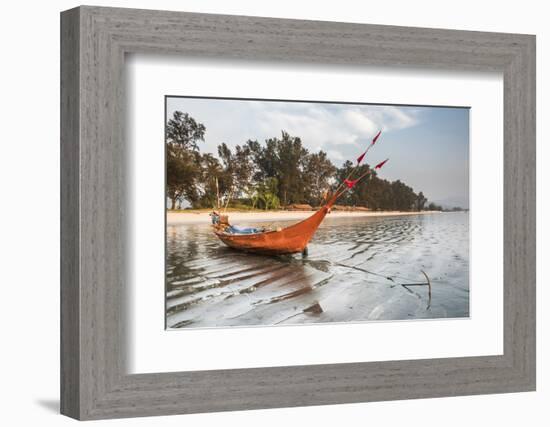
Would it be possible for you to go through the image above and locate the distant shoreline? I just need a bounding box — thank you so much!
[167,209,443,225]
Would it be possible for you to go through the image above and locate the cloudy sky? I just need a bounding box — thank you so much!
[166,97,469,208]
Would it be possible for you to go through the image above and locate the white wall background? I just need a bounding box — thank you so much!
[0,0,546,425]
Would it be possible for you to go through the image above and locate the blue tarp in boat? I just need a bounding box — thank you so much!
[226,225,263,235]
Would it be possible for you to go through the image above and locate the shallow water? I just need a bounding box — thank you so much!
[166,212,469,328]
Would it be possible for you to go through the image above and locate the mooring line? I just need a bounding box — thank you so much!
[332,261,432,308]
[332,261,421,284]
[291,256,432,308]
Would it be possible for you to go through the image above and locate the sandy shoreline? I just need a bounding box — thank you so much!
[167,210,441,225]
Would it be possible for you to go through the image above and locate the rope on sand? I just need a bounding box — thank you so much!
[332,261,432,307]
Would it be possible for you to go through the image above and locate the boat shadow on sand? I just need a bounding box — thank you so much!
[166,243,436,329]
[166,245,333,328]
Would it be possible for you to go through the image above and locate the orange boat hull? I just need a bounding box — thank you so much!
[214,207,329,255]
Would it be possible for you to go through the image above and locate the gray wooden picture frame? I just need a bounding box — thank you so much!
[60,5,536,420]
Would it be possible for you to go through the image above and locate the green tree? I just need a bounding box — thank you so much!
[363,172,391,210]
[217,142,256,203]
[333,163,421,211]
[246,131,309,207]
[166,111,206,151]
[389,180,416,211]
[303,150,337,206]
[416,191,427,211]
[166,114,433,213]
[166,146,200,209]
[427,202,443,211]
[166,111,206,209]
[252,178,280,210]
[334,161,373,207]
[197,153,225,209]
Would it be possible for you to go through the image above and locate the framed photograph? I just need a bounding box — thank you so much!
[164,96,470,330]
[61,6,535,420]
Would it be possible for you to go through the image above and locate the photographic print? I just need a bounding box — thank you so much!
[165,96,469,329]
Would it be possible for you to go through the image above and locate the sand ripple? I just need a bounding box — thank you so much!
[166,213,469,328]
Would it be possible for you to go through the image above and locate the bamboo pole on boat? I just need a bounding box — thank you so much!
[330,130,382,199]
[326,158,388,208]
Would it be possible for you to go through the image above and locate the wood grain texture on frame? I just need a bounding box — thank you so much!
[60,5,536,420]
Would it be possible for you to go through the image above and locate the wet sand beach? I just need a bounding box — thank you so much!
[166,212,469,329]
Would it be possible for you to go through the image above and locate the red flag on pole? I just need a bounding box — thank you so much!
[344,178,359,189]
[357,130,382,164]
[372,130,382,145]
[374,158,389,170]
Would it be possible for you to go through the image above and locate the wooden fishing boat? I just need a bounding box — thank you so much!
[213,204,331,255]
[212,131,387,255]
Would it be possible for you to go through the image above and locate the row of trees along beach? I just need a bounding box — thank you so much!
[166,110,446,212]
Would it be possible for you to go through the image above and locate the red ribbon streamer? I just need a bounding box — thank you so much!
[344,178,359,189]
[375,158,389,169]
[372,130,382,145]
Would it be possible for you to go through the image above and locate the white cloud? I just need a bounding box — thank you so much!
[248,102,419,150]
[167,98,421,164]
[327,150,345,161]
[342,110,378,135]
